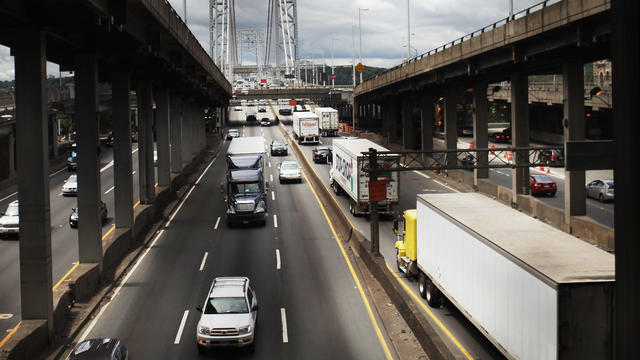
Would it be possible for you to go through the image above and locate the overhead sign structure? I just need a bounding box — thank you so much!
[289,99,297,106]
[369,180,387,202]
[355,62,365,73]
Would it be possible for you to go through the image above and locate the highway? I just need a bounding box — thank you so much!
[274,104,505,359]
[0,146,141,336]
[67,106,395,359]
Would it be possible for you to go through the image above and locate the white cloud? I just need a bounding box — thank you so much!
[0,0,545,80]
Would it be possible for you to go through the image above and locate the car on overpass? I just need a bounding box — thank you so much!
[529,174,557,196]
[278,160,302,183]
[196,277,258,353]
[491,127,511,143]
[227,129,240,140]
[270,139,288,156]
[62,174,78,196]
[69,201,108,228]
[312,146,332,164]
[260,119,271,127]
[586,179,614,202]
[0,200,19,239]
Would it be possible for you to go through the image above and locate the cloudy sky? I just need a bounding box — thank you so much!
[0,0,547,80]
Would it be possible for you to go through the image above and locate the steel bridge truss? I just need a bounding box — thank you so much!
[266,0,299,76]
[361,147,566,174]
[209,0,237,80]
[237,29,265,73]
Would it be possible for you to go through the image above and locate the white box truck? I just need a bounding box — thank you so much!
[394,193,614,360]
[292,111,320,144]
[314,107,339,137]
[330,138,399,216]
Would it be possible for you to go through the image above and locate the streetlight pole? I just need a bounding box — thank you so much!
[352,26,356,87]
[183,0,187,24]
[358,8,368,84]
[331,38,339,88]
[407,0,411,60]
[508,0,513,20]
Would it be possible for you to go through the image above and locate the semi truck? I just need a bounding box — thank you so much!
[314,107,339,137]
[292,112,320,144]
[224,136,268,226]
[394,193,615,360]
[329,138,399,216]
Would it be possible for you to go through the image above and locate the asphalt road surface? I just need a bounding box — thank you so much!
[0,145,142,336]
[69,110,395,359]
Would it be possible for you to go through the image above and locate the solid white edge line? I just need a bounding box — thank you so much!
[49,167,67,178]
[174,310,190,344]
[214,217,221,230]
[273,214,278,228]
[280,308,288,343]
[276,249,281,270]
[104,186,115,195]
[268,161,271,168]
[195,155,217,185]
[1,192,17,202]
[199,252,208,271]
[78,229,166,342]
[271,191,275,201]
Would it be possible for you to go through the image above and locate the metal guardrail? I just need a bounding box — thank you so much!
[370,0,563,81]
[361,147,565,173]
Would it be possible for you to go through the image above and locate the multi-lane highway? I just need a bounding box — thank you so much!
[0,146,141,336]
[66,106,395,359]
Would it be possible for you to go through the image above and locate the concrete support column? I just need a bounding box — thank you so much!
[170,95,183,174]
[380,103,389,140]
[563,61,586,222]
[136,80,155,204]
[401,101,414,150]
[511,72,530,200]
[112,68,134,229]
[155,87,171,187]
[387,101,399,144]
[353,97,359,129]
[15,27,54,333]
[75,54,103,266]
[191,103,199,156]
[181,99,192,166]
[444,88,458,169]
[473,82,489,185]
[420,94,434,153]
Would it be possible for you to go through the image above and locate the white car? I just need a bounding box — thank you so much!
[0,200,19,238]
[278,160,302,183]
[62,174,78,196]
[196,277,258,353]
[234,106,242,111]
[227,129,240,140]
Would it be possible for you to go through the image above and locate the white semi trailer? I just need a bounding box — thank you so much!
[314,107,339,137]
[394,193,615,360]
[292,112,320,144]
[329,138,399,216]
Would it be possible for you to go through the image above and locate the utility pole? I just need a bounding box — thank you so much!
[369,148,379,255]
[358,8,368,84]
[184,0,187,24]
[352,26,356,87]
[331,38,339,88]
[407,0,411,59]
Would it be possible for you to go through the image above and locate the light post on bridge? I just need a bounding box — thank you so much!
[331,37,340,88]
[358,8,368,84]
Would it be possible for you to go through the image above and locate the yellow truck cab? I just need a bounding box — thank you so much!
[394,209,418,274]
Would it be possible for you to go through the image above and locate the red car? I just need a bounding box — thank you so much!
[530,174,557,196]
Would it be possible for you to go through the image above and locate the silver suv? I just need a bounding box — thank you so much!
[196,277,258,353]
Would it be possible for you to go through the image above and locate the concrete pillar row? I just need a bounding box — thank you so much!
[353,97,359,130]
[420,94,434,155]
[136,80,155,204]
[444,88,458,168]
[169,95,183,175]
[511,72,530,201]
[15,27,54,333]
[191,102,199,157]
[401,101,414,150]
[563,61,586,222]
[473,82,489,185]
[75,53,103,266]
[111,67,134,229]
[181,99,193,167]
[155,87,171,187]
[387,101,399,144]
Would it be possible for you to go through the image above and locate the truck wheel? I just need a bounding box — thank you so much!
[395,249,403,271]
[418,273,428,299]
[425,279,443,308]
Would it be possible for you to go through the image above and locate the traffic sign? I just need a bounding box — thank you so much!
[369,180,387,202]
[331,74,336,80]
[355,62,365,73]
[289,99,297,106]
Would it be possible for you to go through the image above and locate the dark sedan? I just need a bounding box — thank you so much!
[312,146,332,164]
[69,201,108,228]
[491,127,511,143]
[530,174,557,196]
[66,338,128,360]
[270,139,288,156]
